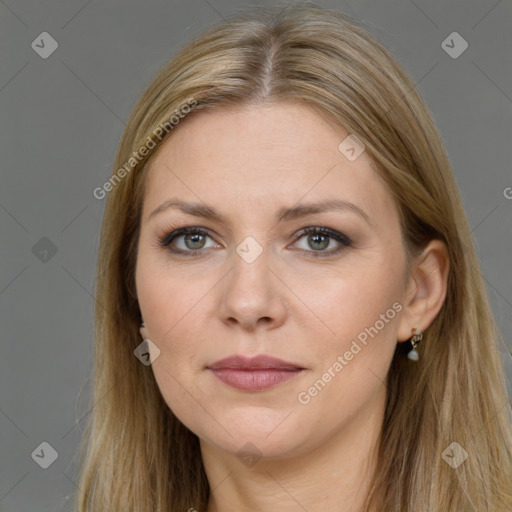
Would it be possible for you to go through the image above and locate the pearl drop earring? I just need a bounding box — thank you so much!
[407,327,423,361]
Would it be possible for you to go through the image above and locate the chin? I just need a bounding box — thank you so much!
[194,407,312,460]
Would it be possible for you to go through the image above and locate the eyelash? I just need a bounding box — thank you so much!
[156,225,353,258]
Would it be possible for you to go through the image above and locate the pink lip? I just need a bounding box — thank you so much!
[207,355,305,392]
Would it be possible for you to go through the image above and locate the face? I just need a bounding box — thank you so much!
[135,101,409,460]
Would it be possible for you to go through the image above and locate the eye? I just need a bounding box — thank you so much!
[158,227,220,255]
[291,227,352,257]
[157,225,352,257]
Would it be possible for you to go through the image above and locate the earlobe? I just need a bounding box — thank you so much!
[397,239,450,342]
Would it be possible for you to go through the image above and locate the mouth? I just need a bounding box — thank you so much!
[207,355,306,392]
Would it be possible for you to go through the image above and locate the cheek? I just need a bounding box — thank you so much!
[294,273,402,427]
[136,254,212,406]
[136,259,186,365]
[136,246,200,340]
[137,270,206,367]
[141,298,207,423]
[310,257,404,393]
[299,253,405,358]
[294,268,402,432]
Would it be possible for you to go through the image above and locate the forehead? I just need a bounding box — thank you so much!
[149,101,354,171]
[142,102,396,226]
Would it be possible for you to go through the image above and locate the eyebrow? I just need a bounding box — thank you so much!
[148,198,371,225]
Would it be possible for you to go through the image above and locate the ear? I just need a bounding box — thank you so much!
[397,239,450,342]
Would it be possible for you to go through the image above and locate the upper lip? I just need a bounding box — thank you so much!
[208,355,305,371]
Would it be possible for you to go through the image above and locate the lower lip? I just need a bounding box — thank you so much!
[209,368,304,391]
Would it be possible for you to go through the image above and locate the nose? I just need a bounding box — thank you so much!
[217,246,288,332]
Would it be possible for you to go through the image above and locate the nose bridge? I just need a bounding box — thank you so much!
[230,234,273,298]
[218,233,287,329]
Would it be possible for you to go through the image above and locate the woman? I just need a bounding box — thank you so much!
[74,3,512,511]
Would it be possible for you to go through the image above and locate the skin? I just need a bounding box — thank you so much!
[135,101,449,512]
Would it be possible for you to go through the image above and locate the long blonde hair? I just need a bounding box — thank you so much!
[73,3,512,510]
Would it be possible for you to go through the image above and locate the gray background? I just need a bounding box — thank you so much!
[1,0,511,510]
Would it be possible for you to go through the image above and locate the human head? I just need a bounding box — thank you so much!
[78,4,512,511]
